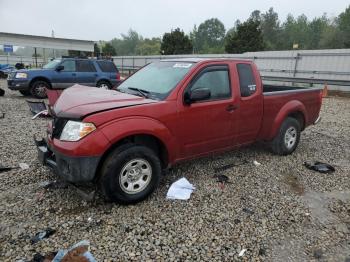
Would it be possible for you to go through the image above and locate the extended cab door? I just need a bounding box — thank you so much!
[234,62,263,144]
[52,59,77,89]
[176,64,239,158]
[75,60,98,86]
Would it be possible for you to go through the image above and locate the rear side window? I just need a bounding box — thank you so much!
[97,61,118,72]
[76,60,96,72]
[237,64,256,97]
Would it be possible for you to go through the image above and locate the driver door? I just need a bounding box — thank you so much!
[52,60,77,89]
[176,65,238,158]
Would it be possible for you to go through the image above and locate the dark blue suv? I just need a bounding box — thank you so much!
[7,58,121,98]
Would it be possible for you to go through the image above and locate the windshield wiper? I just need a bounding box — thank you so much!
[127,87,150,98]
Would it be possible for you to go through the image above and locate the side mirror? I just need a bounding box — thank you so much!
[184,88,211,104]
[56,65,64,71]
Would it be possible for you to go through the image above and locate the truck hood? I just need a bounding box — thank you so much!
[53,84,158,119]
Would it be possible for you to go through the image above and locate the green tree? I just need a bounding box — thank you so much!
[225,19,265,53]
[102,43,116,56]
[161,28,193,55]
[110,29,142,55]
[307,15,330,49]
[135,38,161,55]
[196,18,226,53]
[260,8,282,50]
[338,5,350,47]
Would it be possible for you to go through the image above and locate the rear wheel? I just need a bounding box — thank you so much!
[30,80,48,99]
[271,117,301,155]
[97,80,112,90]
[99,144,161,204]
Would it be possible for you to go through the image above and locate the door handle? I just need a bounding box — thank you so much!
[226,104,239,112]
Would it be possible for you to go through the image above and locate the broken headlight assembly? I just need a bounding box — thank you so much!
[60,120,96,141]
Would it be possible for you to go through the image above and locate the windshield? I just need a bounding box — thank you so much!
[118,61,193,100]
[43,59,62,69]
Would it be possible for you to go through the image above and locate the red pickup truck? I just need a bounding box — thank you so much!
[36,58,322,203]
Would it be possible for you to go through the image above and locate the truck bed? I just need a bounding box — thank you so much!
[263,84,316,94]
[257,84,322,141]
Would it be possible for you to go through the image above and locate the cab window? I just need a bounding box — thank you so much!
[189,65,231,100]
[60,60,76,72]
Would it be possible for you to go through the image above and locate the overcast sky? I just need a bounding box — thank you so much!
[0,0,349,41]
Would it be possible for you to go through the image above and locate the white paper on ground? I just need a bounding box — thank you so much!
[166,177,195,200]
[238,248,247,256]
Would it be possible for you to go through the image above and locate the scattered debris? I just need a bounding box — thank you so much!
[234,218,241,224]
[0,88,4,96]
[215,174,231,184]
[0,112,4,119]
[30,252,57,262]
[74,187,96,202]
[313,249,323,259]
[0,165,14,173]
[259,247,266,256]
[52,240,96,262]
[253,160,261,166]
[32,110,49,120]
[242,207,254,215]
[31,228,56,244]
[26,100,49,117]
[304,161,335,174]
[40,180,68,190]
[88,217,93,223]
[213,160,248,173]
[238,248,247,257]
[19,162,29,170]
[166,177,195,200]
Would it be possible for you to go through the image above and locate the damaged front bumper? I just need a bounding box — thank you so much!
[35,138,101,183]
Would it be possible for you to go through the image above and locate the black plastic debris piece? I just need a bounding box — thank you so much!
[215,174,231,184]
[213,160,248,173]
[0,112,4,119]
[242,207,254,215]
[313,249,323,259]
[0,88,4,96]
[40,180,68,190]
[259,248,266,256]
[234,218,241,224]
[31,252,57,262]
[26,100,47,115]
[304,161,335,174]
[0,165,14,173]
[30,228,56,244]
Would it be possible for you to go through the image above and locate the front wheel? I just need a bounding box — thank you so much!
[30,80,48,98]
[97,81,112,90]
[99,144,161,204]
[271,117,301,155]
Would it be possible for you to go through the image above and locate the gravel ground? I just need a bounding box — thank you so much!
[0,80,349,261]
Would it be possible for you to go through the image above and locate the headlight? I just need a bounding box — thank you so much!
[60,120,96,141]
[15,72,28,79]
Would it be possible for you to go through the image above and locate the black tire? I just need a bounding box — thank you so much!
[19,90,31,96]
[99,143,161,204]
[271,117,301,155]
[30,80,48,99]
[97,80,112,90]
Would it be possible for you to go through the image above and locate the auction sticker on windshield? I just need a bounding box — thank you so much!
[173,63,192,68]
